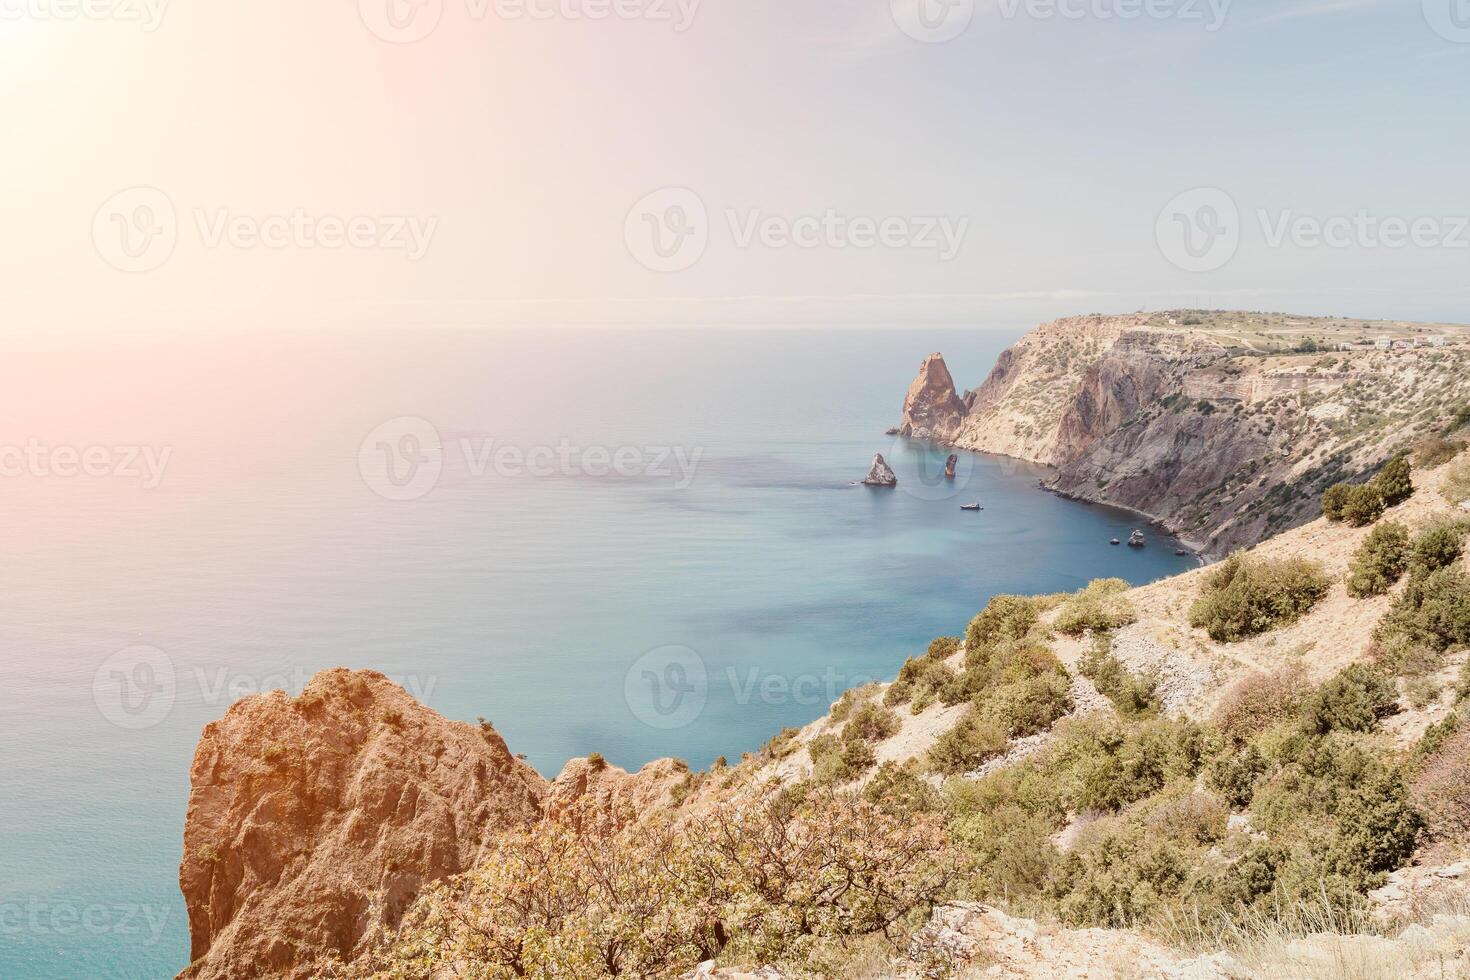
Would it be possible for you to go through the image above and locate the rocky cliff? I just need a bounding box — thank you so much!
[900,312,1470,556]
[176,668,691,979]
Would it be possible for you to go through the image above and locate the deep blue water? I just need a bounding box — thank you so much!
[0,327,1194,978]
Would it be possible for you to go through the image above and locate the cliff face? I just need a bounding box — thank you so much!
[178,669,548,980]
[177,669,692,980]
[901,313,1470,556]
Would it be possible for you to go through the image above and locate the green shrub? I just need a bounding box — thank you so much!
[862,761,941,815]
[1376,565,1470,652]
[1346,521,1410,598]
[1078,637,1161,718]
[885,655,957,707]
[980,673,1073,738]
[1374,453,1415,507]
[1341,484,1387,526]
[928,710,1008,775]
[1188,554,1331,642]
[1046,716,1207,814]
[1207,743,1268,807]
[926,636,961,660]
[1300,664,1398,735]
[1322,484,1352,521]
[965,595,1042,651]
[1409,521,1467,577]
[1052,578,1137,637]
[843,701,901,742]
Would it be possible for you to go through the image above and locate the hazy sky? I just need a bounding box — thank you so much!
[3,0,1468,330]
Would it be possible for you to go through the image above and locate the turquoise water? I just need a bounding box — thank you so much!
[0,328,1195,978]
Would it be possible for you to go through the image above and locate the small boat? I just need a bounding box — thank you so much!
[1175,549,1189,557]
[1110,538,1121,546]
[1128,530,1146,548]
[960,503,982,511]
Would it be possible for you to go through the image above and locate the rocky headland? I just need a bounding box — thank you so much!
[898,311,1470,557]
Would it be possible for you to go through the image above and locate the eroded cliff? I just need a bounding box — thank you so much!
[901,312,1470,556]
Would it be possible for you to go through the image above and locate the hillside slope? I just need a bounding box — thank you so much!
[900,311,1470,556]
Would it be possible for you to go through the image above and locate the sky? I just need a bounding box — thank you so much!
[2,0,1468,331]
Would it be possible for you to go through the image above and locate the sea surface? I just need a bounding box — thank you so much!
[0,327,1195,979]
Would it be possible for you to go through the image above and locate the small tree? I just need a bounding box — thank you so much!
[1322,484,1352,522]
[1374,453,1414,507]
[1346,521,1411,598]
[1341,484,1386,527]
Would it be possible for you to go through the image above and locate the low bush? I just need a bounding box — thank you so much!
[1409,520,1467,577]
[1322,484,1351,522]
[926,636,961,660]
[979,672,1073,738]
[843,701,901,743]
[1045,715,1208,815]
[1346,521,1410,598]
[1413,726,1470,844]
[965,595,1042,651]
[1052,578,1137,637]
[884,655,957,707]
[928,710,1008,776]
[1188,554,1331,642]
[1376,565,1470,652]
[1300,664,1398,735]
[1340,484,1387,526]
[1416,435,1467,469]
[1374,453,1415,507]
[1078,636,1161,718]
[1444,456,1470,506]
[1212,666,1309,739]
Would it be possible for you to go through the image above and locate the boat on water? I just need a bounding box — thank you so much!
[960,503,982,511]
[1176,549,1189,557]
[1110,538,1121,546]
[1128,530,1146,548]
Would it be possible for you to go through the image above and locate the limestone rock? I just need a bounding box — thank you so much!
[546,755,689,828]
[944,454,958,480]
[863,453,898,487]
[900,353,967,440]
[177,669,548,979]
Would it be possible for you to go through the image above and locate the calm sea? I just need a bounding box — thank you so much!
[0,327,1194,978]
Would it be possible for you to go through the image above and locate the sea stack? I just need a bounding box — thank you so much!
[863,454,898,487]
[945,454,958,480]
[899,353,967,439]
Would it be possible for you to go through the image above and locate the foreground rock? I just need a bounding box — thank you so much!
[863,453,898,486]
[177,669,547,979]
[908,904,1239,979]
